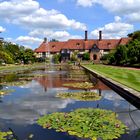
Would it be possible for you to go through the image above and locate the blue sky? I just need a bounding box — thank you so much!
[0,0,140,49]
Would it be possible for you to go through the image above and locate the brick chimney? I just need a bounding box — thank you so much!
[99,31,102,41]
[44,37,47,43]
[85,30,88,41]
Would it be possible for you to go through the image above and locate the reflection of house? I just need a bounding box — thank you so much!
[35,75,110,91]
[34,31,130,62]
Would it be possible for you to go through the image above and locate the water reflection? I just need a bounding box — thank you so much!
[0,69,140,140]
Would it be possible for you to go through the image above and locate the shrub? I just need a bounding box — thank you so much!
[83,52,90,60]
[53,54,61,64]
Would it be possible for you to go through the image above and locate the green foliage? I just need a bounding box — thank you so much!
[83,52,90,60]
[84,64,140,92]
[127,39,140,64]
[70,51,78,61]
[53,54,61,64]
[0,51,14,64]
[0,131,13,140]
[106,30,140,66]
[63,82,94,89]
[56,91,101,101]
[0,89,15,95]
[114,45,128,65]
[1,80,29,86]
[0,41,36,64]
[50,39,59,42]
[128,30,140,41]
[37,108,128,140]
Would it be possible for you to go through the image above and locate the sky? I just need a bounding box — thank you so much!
[0,0,140,49]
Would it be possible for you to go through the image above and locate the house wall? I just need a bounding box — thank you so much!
[90,52,101,63]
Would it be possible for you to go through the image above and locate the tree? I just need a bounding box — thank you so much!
[50,39,59,42]
[127,39,140,64]
[114,45,128,65]
[0,51,14,64]
[128,30,140,41]
[83,52,90,60]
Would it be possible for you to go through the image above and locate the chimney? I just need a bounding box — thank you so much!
[44,37,47,43]
[85,30,88,41]
[99,30,102,41]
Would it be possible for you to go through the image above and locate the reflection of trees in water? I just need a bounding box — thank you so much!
[0,85,3,103]
[0,95,3,103]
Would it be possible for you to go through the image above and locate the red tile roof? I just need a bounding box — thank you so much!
[35,38,130,53]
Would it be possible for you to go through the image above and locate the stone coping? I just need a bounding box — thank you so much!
[81,65,140,103]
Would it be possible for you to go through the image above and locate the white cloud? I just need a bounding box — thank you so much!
[0,0,87,30]
[0,26,6,32]
[91,16,134,39]
[16,36,42,47]
[76,0,140,22]
[77,0,97,7]
[29,29,82,41]
[0,0,87,48]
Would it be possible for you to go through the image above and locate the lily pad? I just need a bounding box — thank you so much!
[1,80,29,86]
[0,131,13,140]
[56,91,101,101]
[37,108,128,140]
[63,82,94,89]
[0,89,15,95]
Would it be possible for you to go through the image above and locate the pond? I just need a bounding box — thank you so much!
[0,66,140,140]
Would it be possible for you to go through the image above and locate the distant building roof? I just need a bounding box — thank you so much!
[35,38,130,53]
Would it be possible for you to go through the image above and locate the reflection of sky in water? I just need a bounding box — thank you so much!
[0,71,140,140]
[0,81,75,125]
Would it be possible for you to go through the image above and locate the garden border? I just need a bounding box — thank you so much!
[81,65,140,109]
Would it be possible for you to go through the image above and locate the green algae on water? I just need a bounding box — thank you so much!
[37,108,128,140]
[56,91,101,101]
[63,82,94,89]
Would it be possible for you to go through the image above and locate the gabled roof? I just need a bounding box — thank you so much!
[35,41,66,53]
[97,39,120,50]
[119,38,130,45]
[35,38,130,53]
[62,39,85,50]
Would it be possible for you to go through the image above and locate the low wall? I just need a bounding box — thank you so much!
[81,65,140,109]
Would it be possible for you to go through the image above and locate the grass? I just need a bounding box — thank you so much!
[83,64,140,92]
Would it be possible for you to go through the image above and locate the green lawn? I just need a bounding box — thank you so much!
[83,64,140,92]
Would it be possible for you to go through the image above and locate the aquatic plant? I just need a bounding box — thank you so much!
[56,91,101,101]
[1,80,29,86]
[0,89,15,95]
[37,108,128,140]
[63,82,94,89]
[0,131,13,140]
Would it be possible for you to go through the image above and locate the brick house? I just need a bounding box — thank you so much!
[34,31,130,62]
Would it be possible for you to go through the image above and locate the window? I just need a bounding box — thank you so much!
[52,45,55,48]
[76,43,80,46]
[107,43,111,48]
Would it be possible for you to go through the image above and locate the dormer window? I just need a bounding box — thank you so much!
[107,43,111,48]
[76,43,80,46]
[52,45,55,48]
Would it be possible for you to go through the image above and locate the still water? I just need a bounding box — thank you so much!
[0,67,140,140]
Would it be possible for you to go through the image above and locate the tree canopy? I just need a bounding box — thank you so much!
[105,30,140,66]
[0,41,36,65]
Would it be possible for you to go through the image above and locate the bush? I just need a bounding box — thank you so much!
[83,52,90,60]
[0,51,14,64]
[53,54,61,64]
